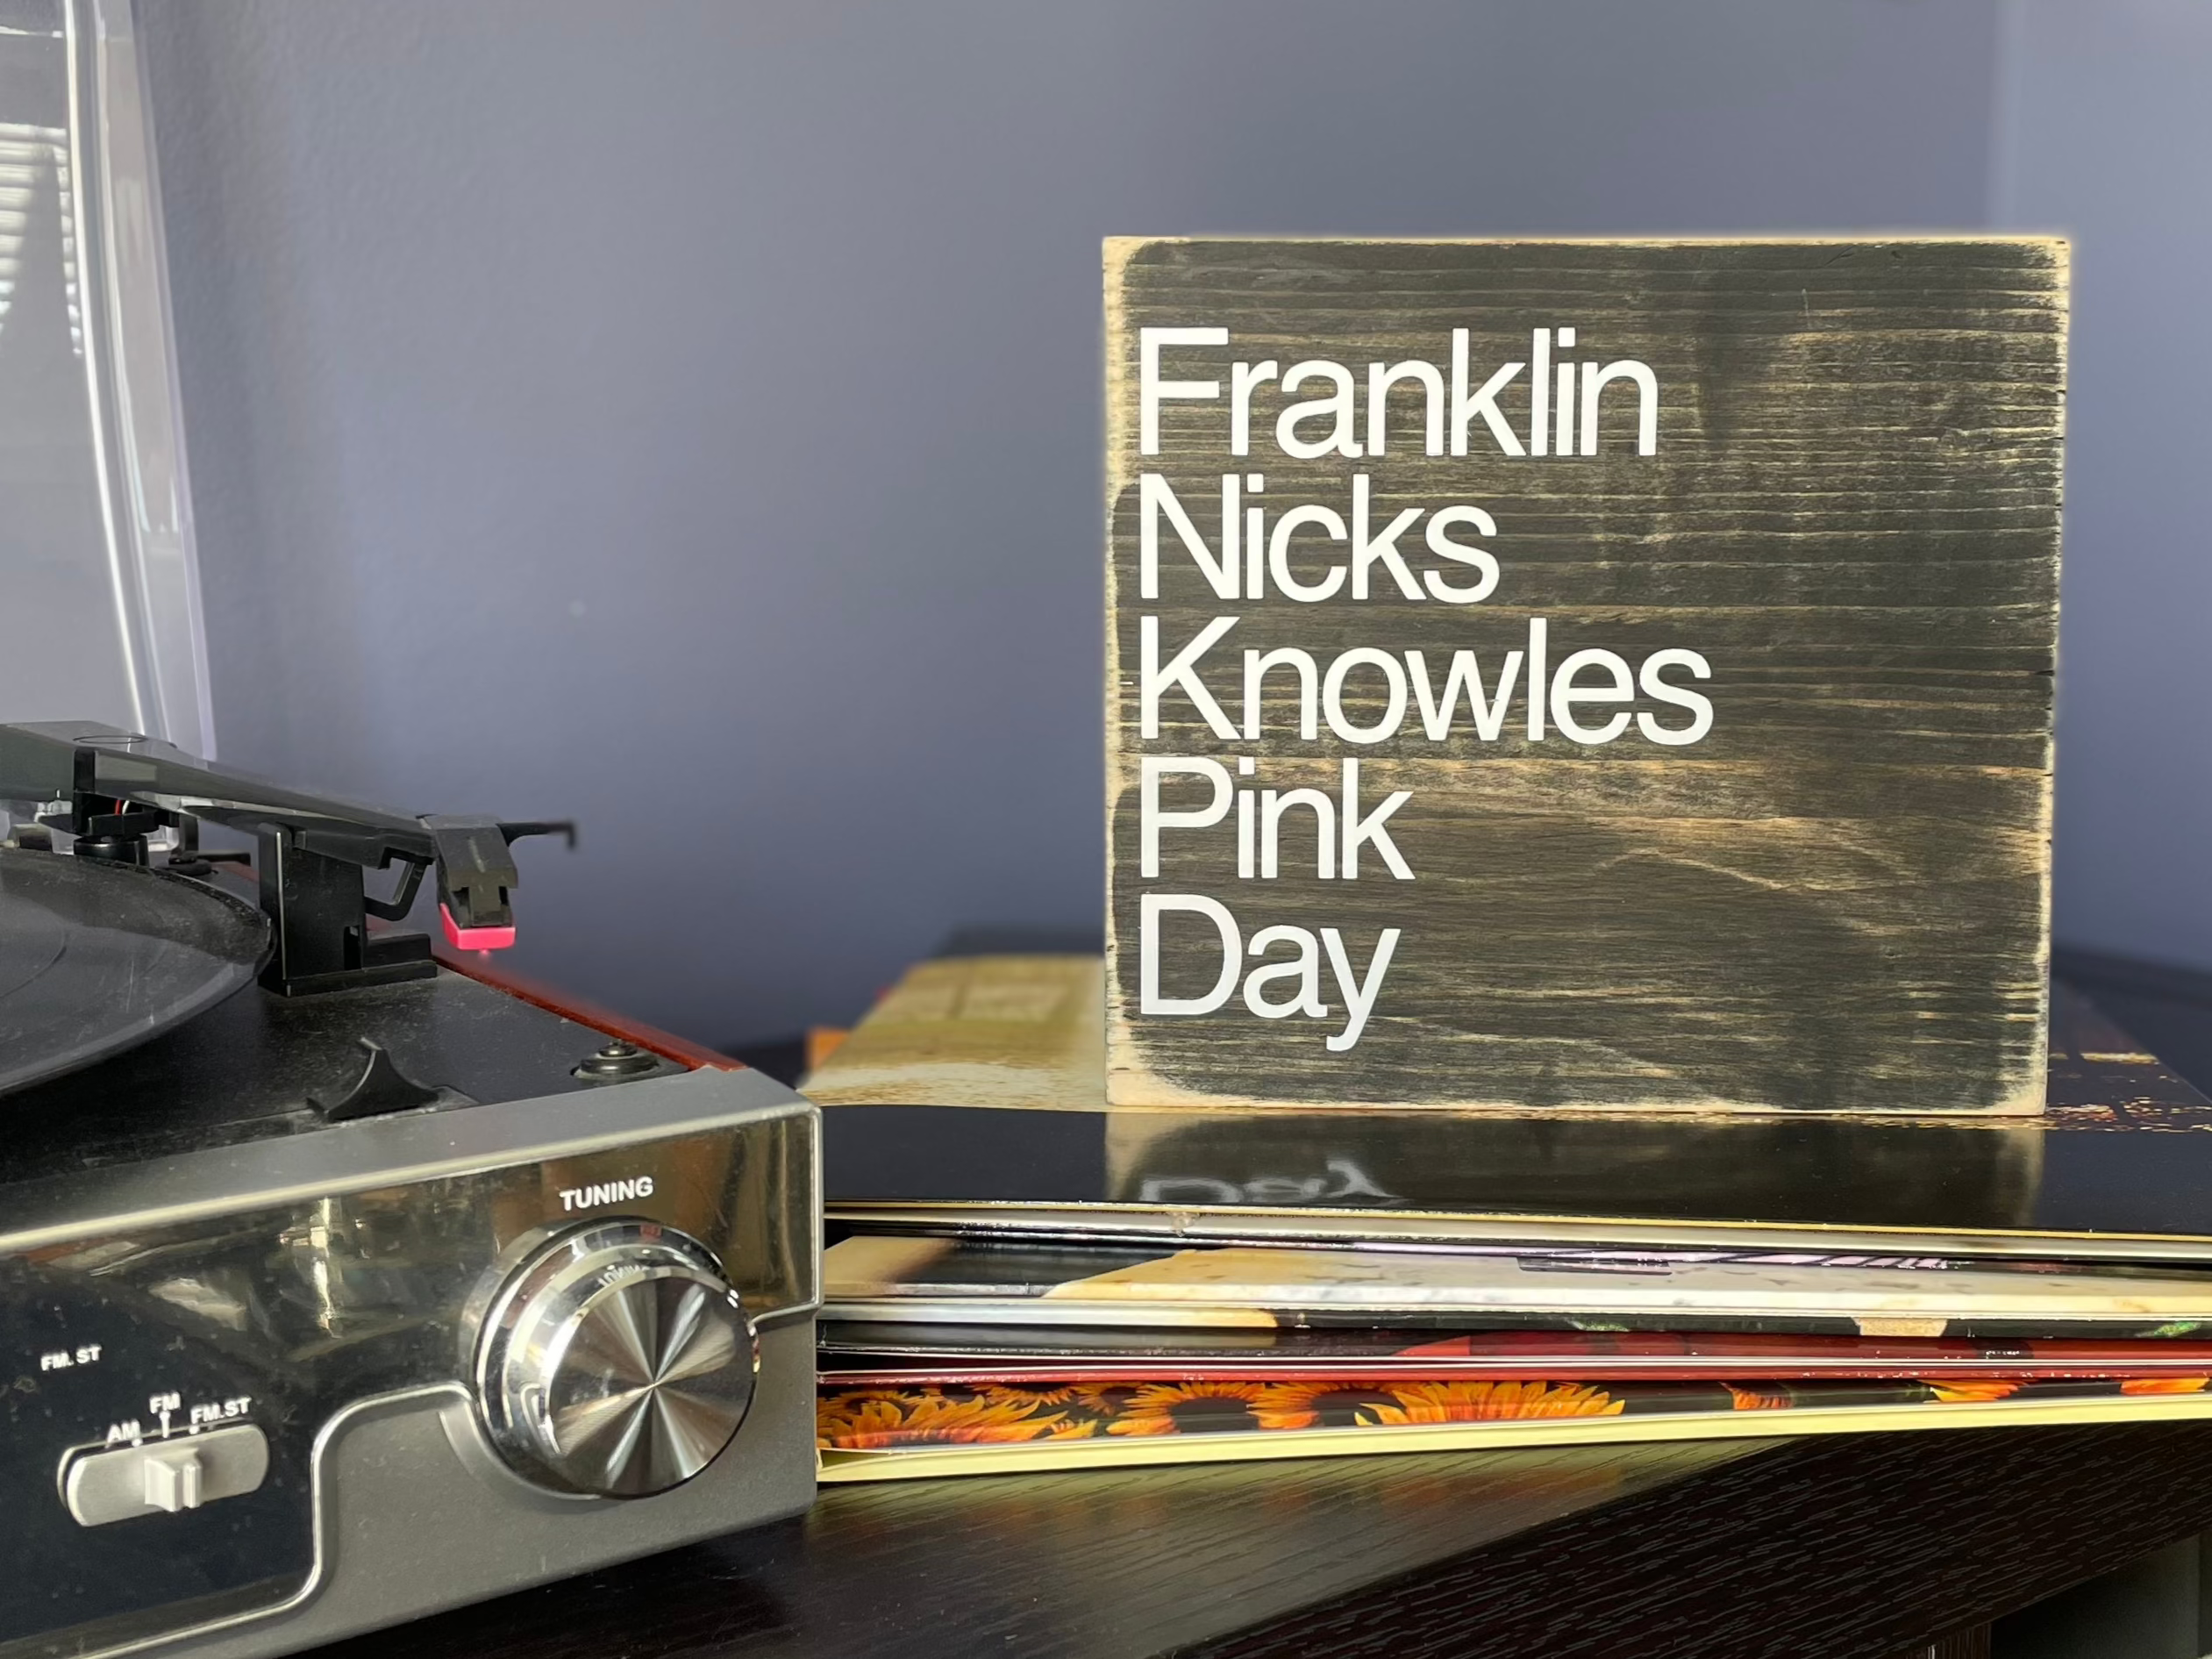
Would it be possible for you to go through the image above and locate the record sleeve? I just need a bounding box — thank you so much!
[822,1233,2212,1339]
[817,1326,2212,1386]
[817,1377,2212,1483]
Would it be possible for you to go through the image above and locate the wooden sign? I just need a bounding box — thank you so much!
[1105,238,2066,1113]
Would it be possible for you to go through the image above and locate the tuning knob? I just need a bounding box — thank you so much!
[470,1219,758,1498]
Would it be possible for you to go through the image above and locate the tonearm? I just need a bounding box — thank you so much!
[0,722,572,996]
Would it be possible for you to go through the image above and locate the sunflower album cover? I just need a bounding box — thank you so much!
[822,1231,2212,1338]
[818,1326,2212,1387]
[815,1374,2212,1483]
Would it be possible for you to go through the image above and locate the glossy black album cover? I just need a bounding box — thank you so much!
[818,968,2212,1257]
[821,1228,2212,1339]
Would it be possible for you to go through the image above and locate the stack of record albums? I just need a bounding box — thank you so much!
[803,236,2212,1484]
[803,954,2212,1484]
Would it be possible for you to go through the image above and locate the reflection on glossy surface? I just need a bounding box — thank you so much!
[0,0,214,747]
[0,4,129,726]
[1107,1109,2046,1230]
[823,984,2212,1244]
[281,1187,489,1343]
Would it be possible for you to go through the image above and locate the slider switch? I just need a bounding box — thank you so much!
[62,1425,269,1527]
[143,1448,203,1512]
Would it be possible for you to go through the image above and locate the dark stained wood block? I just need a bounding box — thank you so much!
[1106,238,2066,1113]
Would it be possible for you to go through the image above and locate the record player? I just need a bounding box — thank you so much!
[0,722,819,1659]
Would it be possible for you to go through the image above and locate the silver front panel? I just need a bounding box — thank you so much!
[0,1067,819,1659]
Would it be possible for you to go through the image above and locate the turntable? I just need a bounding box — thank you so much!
[0,723,819,1659]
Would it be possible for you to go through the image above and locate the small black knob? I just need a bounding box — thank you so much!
[574,1040,660,1082]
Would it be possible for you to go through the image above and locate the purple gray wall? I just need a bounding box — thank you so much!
[139,1,2053,1042]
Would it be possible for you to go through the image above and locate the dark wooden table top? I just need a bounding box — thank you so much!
[310,1419,2212,1659]
[306,950,2212,1659]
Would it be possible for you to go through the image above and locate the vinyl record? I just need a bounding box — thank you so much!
[0,848,269,1096]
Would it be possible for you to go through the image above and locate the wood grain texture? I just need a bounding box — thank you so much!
[298,1440,1761,1659]
[295,1422,2212,1659]
[1181,1423,2212,1659]
[1106,239,2066,1113]
[1918,1627,1994,1659]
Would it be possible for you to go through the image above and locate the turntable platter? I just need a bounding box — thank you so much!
[0,849,269,1096]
